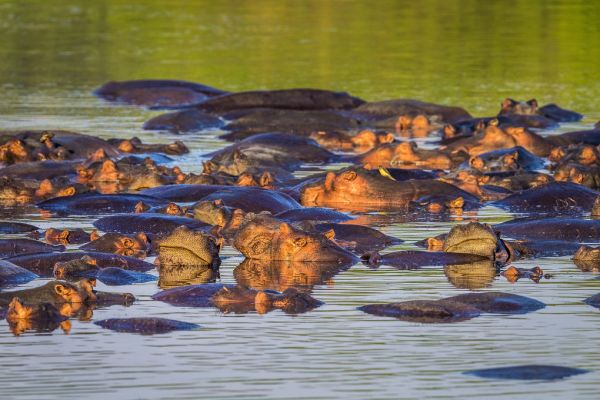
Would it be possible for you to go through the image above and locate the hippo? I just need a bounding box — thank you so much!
[157,226,221,268]
[143,108,225,133]
[352,99,471,124]
[358,300,482,323]
[306,222,403,254]
[358,141,460,170]
[363,222,510,269]
[5,297,69,336]
[465,365,587,381]
[497,98,559,128]
[359,291,544,323]
[0,160,80,180]
[194,88,364,113]
[491,181,599,214]
[94,79,226,109]
[152,283,322,314]
[40,228,96,245]
[93,213,208,236]
[0,221,38,234]
[206,133,337,172]
[309,129,394,153]
[572,245,600,271]
[94,318,200,334]
[495,217,600,242]
[466,146,545,173]
[300,166,479,212]
[499,98,582,122]
[80,232,149,258]
[38,192,170,215]
[0,238,64,258]
[501,265,545,283]
[233,214,357,263]
[0,280,85,307]
[53,257,156,285]
[274,207,354,224]
[583,293,600,309]
[233,258,352,292]
[6,251,155,277]
[0,260,38,287]
[219,108,362,141]
[107,137,188,156]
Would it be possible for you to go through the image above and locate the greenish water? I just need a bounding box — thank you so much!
[1,1,600,399]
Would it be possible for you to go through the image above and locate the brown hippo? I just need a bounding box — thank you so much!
[0,280,84,307]
[94,79,226,109]
[494,217,600,242]
[93,213,208,236]
[233,214,357,263]
[466,146,545,173]
[300,166,479,212]
[499,98,582,123]
[358,141,459,169]
[152,283,322,314]
[107,137,189,156]
[157,226,221,268]
[501,265,545,283]
[5,297,69,336]
[80,232,150,258]
[309,129,394,153]
[53,256,156,286]
[40,228,96,245]
[194,88,364,113]
[6,251,155,277]
[233,258,351,292]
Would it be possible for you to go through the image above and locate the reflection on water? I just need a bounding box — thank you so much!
[1,1,600,399]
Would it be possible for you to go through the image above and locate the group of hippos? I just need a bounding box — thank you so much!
[1,79,600,380]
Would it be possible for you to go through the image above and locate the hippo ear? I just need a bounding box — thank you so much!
[279,223,293,235]
[54,284,68,296]
[59,230,70,240]
[260,172,273,187]
[343,170,357,181]
[293,237,307,248]
[213,199,223,206]
[382,132,395,143]
[136,232,148,244]
[324,172,335,191]
[527,99,538,109]
[324,229,336,241]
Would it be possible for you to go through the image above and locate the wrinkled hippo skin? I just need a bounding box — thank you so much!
[0,238,64,258]
[94,213,208,236]
[359,300,482,323]
[95,318,199,334]
[157,225,221,268]
[143,109,224,133]
[495,218,600,242]
[465,365,587,380]
[445,292,545,314]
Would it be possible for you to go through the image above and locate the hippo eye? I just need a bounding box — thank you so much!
[343,171,357,181]
[249,234,271,256]
[293,237,307,248]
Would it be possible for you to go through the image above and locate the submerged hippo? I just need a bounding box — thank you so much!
[359,291,544,323]
[0,238,64,258]
[93,213,207,236]
[152,283,322,314]
[80,232,150,258]
[499,98,583,123]
[38,192,170,215]
[5,297,69,336]
[300,166,479,212]
[7,251,155,277]
[54,257,156,286]
[95,318,199,334]
[94,79,226,109]
[143,108,225,133]
[0,221,38,234]
[495,217,600,242]
[352,99,471,124]
[233,214,357,263]
[465,365,587,381]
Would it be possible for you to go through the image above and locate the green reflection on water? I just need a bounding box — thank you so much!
[0,0,599,116]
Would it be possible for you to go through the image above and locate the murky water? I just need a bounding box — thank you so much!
[1,1,600,399]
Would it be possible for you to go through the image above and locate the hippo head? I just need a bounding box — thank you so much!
[42,280,85,304]
[0,177,34,204]
[53,256,99,280]
[443,222,510,263]
[351,130,395,152]
[203,150,253,176]
[34,179,78,199]
[157,225,221,268]
[87,232,149,258]
[300,167,400,208]
[6,297,69,336]
[233,215,356,263]
[254,288,323,314]
[193,199,234,227]
[0,138,30,163]
[500,98,538,115]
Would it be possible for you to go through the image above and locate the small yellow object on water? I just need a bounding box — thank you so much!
[378,166,396,181]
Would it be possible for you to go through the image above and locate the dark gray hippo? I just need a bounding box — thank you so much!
[0,161,80,180]
[547,129,600,147]
[491,181,599,214]
[0,221,38,234]
[352,99,471,124]
[94,318,199,334]
[94,213,208,236]
[465,146,545,173]
[495,217,600,242]
[53,257,156,286]
[152,283,322,314]
[94,79,226,109]
[37,192,170,215]
[194,88,364,113]
[465,365,587,381]
[6,251,155,277]
[0,260,38,287]
[0,238,64,258]
[583,293,600,309]
[275,207,354,224]
[143,109,225,133]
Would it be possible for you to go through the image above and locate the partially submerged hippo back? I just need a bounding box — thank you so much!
[95,318,199,334]
[353,99,471,123]
[38,192,170,215]
[491,181,599,214]
[495,218,600,242]
[195,88,364,112]
[93,213,208,236]
[445,292,545,314]
[465,365,587,381]
[359,300,482,323]
[0,260,39,287]
[0,238,64,258]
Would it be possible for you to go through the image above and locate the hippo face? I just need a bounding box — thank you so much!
[443,222,510,263]
[255,288,323,314]
[193,200,232,227]
[82,232,149,258]
[157,225,221,268]
[500,98,538,115]
[233,216,355,263]
[301,167,399,208]
[53,256,99,280]
[52,281,85,304]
